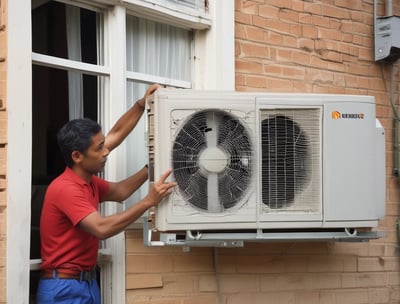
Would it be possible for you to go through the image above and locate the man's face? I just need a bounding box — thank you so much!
[80,131,109,174]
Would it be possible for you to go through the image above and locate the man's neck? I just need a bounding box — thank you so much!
[71,166,93,184]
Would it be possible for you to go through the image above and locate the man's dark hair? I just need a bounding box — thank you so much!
[57,118,102,168]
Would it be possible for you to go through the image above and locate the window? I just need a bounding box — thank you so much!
[9,0,233,302]
[30,1,107,301]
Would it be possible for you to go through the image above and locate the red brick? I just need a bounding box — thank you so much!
[126,274,163,290]
[235,11,252,25]
[0,0,6,30]
[126,255,173,273]
[267,0,291,10]
[279,9,299,23]
[323,5,351,19]
[303,2,322,15]
[302,24,318,38]
[235,24,246,40]
[236,60,263,74]
[172,254,214,273]
[245,75,267,88]
[244,25,265,42]
[0,146,5,175]
[182,295,218,304]
[266,19,291,34]
[258,4,279,19]
[239,42,269,59]
[0,111,5,144]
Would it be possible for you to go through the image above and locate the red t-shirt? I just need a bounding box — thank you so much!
[40,167,109,272]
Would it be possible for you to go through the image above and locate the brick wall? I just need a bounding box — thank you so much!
[125,1,400,303]
[0,0,6,303]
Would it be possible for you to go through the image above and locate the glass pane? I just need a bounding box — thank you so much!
[30,64,100,297]
[126,15,191,82]
[125,82,150,206]
[32,65,99,185]
[32,1,99,64]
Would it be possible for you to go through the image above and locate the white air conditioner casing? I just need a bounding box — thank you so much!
[147,89,386,232]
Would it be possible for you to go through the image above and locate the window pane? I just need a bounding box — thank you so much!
[125,82,150,206]
[32,1,99,64]
[126,15,191,82]
[32,65,99,184]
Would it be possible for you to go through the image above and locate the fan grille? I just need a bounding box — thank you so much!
[172,109,253,213]
[261,108,321,211]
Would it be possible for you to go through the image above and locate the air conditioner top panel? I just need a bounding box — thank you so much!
[153,89,375,105]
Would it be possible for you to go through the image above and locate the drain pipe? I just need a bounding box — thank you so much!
[385,0,400,242]
[388,64,400,242]
[376,0,400,240]
[385,0,392,16]
[384,0,400,244]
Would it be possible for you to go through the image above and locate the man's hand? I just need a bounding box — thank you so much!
[79,168,176,240]
[145,168,177,207]
[137,83,161,109]
[105,83,162,152]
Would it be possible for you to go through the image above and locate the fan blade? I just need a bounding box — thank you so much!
[207,172,220,212]
[184,170,208,210]
[172,109,253,213]
[205,111,218,148]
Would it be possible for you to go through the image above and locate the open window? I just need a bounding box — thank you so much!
[30,1,105,301]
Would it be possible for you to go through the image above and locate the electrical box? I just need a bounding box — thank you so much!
[375,16,400,62]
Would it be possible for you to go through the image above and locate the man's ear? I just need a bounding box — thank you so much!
[71,150,83,164]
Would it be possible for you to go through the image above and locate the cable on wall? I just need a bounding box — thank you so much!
[213,247,223,304]
[381,62,400,242]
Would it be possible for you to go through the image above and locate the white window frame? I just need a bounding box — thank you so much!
[8,0,233,303]
[106,7,234,304]
[7,0,33,303]
[30,2,115,303]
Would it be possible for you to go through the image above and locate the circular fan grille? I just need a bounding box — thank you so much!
[172,109,253,213]
[261,115,310,209]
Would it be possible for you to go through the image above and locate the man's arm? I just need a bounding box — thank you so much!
[78,168,176,240]
[103,165,149,203]
[104,83,160,152]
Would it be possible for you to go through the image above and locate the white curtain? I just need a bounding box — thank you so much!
[125,15,191,205]
[126,16,191,80]
[66,5,84,120]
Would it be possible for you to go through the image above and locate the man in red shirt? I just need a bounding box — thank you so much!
[37,84,176,303]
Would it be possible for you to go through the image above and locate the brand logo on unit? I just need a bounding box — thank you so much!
[332,111,364,119]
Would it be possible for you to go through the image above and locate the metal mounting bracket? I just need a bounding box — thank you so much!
[143,217,385,248]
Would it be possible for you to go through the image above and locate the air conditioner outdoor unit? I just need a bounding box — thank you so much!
[146,89,386,235]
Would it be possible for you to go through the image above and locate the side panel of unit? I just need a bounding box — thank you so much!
[322,99,380,227]
[375,119,386,219]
